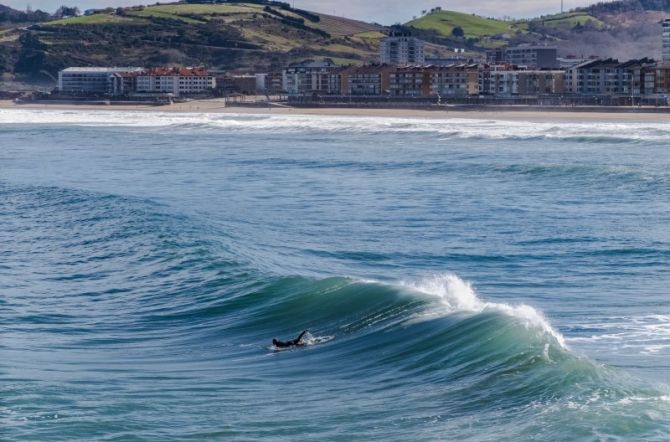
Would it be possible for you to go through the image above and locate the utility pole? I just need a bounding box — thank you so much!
[561,0,564,13]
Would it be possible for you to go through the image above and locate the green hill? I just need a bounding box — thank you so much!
[407,10,525,38]
[0,1,392,83]
[534,11,605,30]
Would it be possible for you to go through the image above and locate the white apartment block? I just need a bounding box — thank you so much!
[380,32,425,65]
[135,68,216,97]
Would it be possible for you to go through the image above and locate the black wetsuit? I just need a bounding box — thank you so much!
[273,330,308,348]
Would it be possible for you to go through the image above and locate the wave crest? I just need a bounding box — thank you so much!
[405,273,567,348]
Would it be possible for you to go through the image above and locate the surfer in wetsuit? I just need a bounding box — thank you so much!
[273,330,308,348]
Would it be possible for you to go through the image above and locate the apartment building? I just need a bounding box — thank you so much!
[566,59,622,95]
[566,58,657,96]
[479,65,565,96]
[654,63,670,94]
[389,66,432,97]
[58,67,144,95]
[347,65,394,95]
[505,46,558,69]
[283,59,339,95]
[379,31,426,65]
[258,71,284,94]
[663,19,670,62]
[135,67,215,96]
[431,64,480,97]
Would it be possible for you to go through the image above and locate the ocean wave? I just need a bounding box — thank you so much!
[4,180,670,439]
[2,108,670,143]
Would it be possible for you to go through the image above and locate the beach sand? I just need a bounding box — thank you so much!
[2,99,670,123]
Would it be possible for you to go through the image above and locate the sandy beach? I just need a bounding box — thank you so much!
[2,98,670,123]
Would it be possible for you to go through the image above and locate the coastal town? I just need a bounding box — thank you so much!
[21,18,670,108]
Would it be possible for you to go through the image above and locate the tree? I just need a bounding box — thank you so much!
[452,26,465,37]
[54,5,80,18]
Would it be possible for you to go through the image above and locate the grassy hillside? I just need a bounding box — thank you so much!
[407,10,524,38]
[0,2,392,82]
[535,11,605,29]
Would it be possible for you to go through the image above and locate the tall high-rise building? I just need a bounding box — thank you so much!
[663,19,670,61]
[379,30,425,65]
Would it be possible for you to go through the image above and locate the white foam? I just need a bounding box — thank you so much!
[2,108,670,142]
[404,273,567,348]
[568,315,670,355]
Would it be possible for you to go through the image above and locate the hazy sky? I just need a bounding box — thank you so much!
[5,0,607,23]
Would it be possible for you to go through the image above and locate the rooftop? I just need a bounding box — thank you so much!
[143,67,211,77]
[61,67,144,73]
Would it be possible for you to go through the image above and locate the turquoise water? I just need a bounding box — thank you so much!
[2,110,670,440]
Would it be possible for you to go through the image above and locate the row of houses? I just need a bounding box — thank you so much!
[274,58,670,100]
[58,67,216,97]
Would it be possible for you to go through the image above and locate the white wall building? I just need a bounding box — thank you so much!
[379,31,425,65]
[283,59,339,95]
[58,67,144,95]
[135,68,216,97]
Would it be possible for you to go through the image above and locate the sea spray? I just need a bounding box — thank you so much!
[404,273,567,348]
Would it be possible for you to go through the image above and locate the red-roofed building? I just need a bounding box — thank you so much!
[136,67,215,96]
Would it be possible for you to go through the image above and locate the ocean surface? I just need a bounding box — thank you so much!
[2,108,670,441]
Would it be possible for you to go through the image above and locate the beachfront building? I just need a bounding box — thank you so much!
[283,59,339,95]
[617,58,656,96]
[566,58,657,96]
[654,63,670,94]
[479,65,565,96]
[388,67,432,97]
[135,67,215,97]
[256,71,284,94]
[663,19,670,62]
[516,71,566,95]
[215,74,257,95]
[379,30,425,65]
[566,58,621,95]
[431,64,480,97]
[326,66,353,95]
[481,68,517,96]
[58,67,144,95]
[505,46,558,69]
[346,65,394,96]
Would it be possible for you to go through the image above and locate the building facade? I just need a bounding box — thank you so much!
[135,68,215,97]
[566,59,621,95]
[58,67,144,95]
[346,65,394,96]
[663,19,670,62]
[566,58,656,96]
[505,46,558,69]
[283,59,339,95]
[431,64,480,97]
[379,31,426,65]
[655,63,670,94]
[389,67,432,97]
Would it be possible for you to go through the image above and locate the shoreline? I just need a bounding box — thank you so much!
[2,99,670,123]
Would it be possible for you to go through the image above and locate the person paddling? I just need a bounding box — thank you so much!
[273,330,308,348]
